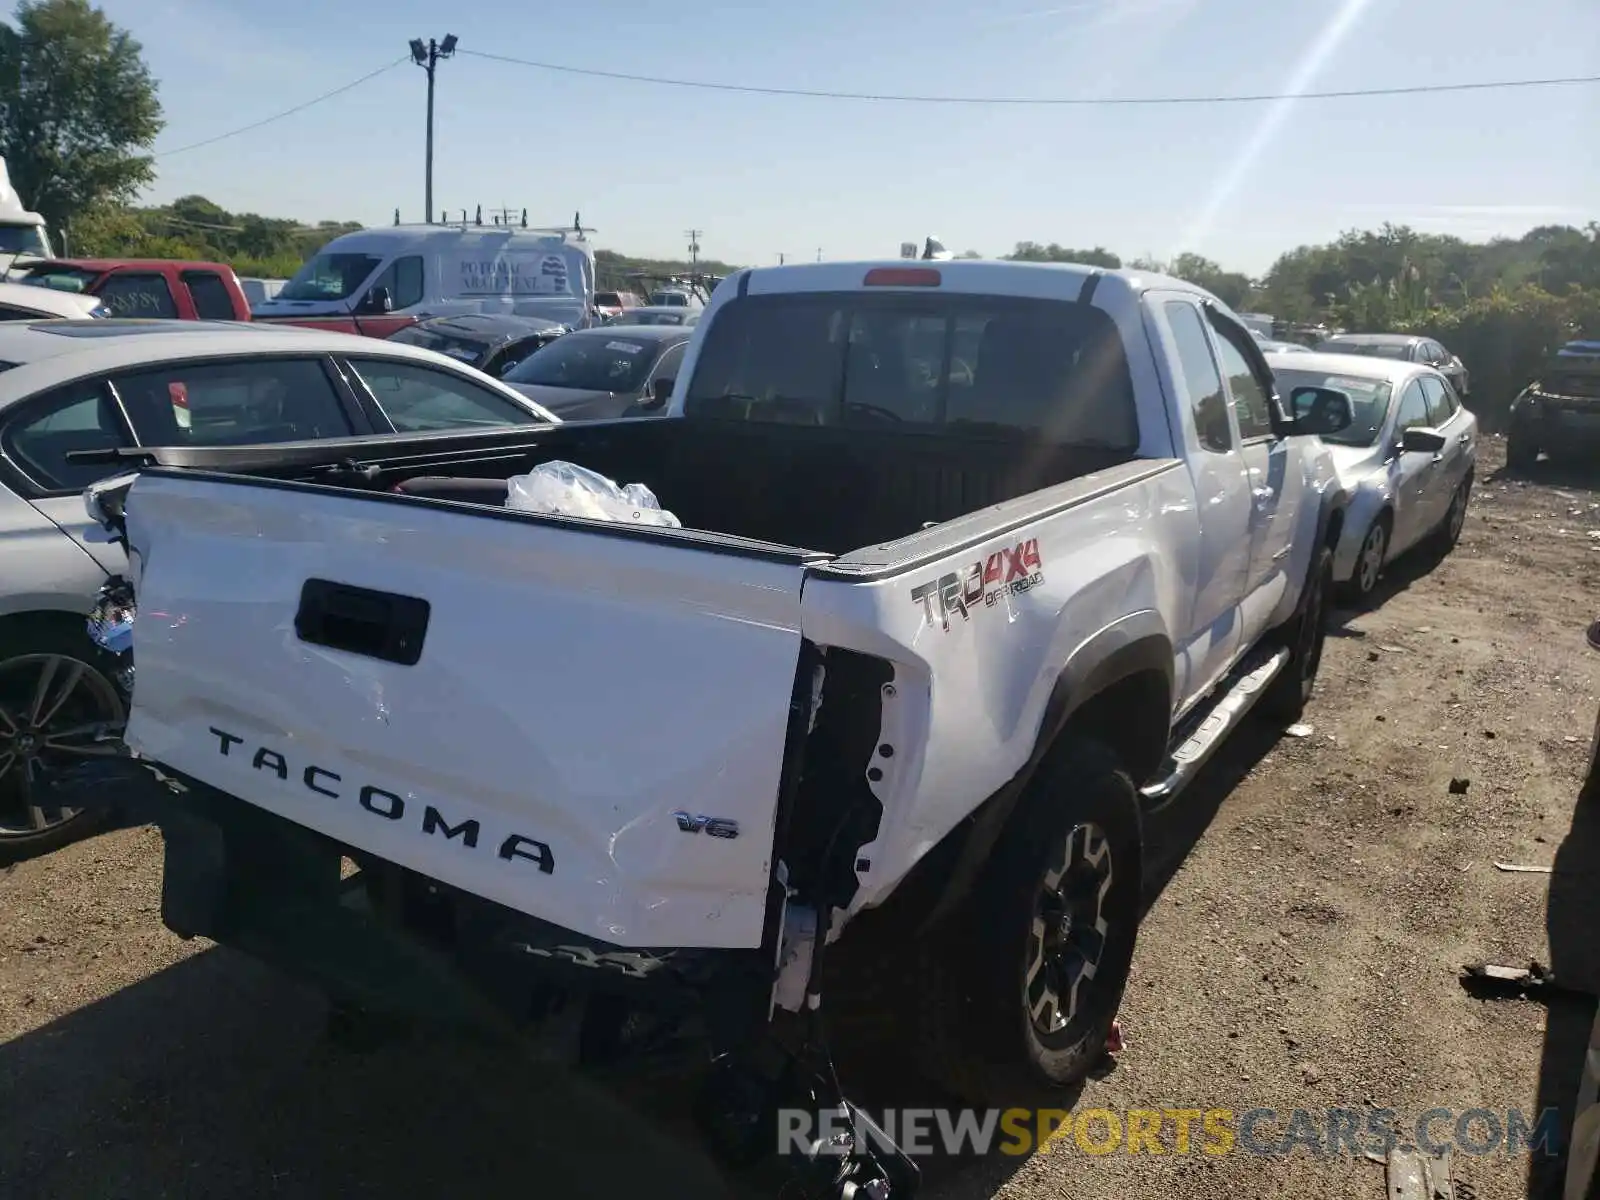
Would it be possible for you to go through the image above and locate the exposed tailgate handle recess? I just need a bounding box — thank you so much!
[295,579,430,666]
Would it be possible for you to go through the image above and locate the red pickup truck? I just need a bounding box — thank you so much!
[12,257,422,338]
[13,258,255,320]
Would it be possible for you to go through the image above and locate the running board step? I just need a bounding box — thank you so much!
[1140,646,1291,811]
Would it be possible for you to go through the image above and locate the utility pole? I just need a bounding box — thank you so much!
[409,35,458,225]
[685,229,702,270]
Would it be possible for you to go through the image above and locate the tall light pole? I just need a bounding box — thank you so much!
[409,35,458,224]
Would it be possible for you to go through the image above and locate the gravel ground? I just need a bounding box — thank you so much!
[2,437,1597,1200]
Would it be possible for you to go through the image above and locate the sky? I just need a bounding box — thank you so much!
[92,0,1599,274]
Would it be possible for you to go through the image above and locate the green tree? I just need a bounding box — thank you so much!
[1006,242,1121,268]
[1168,252,1253,309]
[0,0,162,234]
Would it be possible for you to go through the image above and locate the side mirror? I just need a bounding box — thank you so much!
[1288,386,1353,436]
[365,286,394,314]
[1400,427,1446,455]
[641,377,675,409]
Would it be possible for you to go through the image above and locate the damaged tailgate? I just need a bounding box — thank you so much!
[118,471,815,950]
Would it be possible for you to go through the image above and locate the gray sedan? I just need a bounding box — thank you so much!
[1315,332,1470,399]
[1266,350,1477,605]
[0,320,557,861]
[502,325,692,419]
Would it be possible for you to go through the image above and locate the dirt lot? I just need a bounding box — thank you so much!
[3,436,1598,1200]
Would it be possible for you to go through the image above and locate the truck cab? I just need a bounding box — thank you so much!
[12,259,252,321]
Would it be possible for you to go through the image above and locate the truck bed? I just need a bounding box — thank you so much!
[123,415,1139,557]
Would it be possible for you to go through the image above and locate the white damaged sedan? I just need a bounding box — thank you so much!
[1265,350,1477,605]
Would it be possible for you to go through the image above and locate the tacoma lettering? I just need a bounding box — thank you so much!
[205,726,553,874]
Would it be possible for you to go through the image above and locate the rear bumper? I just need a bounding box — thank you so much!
[1516,394,1600,444]
[90,758,766,1034]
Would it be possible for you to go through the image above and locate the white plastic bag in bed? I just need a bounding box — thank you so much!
[505,460,682,528]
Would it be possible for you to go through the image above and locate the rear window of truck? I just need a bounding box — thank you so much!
[684,292,1137,448]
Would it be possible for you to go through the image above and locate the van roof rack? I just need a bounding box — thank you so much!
[390,207,596,237]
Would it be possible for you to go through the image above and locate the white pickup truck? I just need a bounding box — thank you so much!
[80,259,1354,1196]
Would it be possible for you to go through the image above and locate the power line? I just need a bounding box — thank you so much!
[459,49,1600,107]
[154,57,407,158]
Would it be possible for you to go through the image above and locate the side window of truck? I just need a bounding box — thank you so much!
[182,271,237,320]
[1209,319,1275,440]
[96,273,179,319]
[1165,301,1231,453]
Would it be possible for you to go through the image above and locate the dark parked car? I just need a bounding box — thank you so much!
[500,324,691,419]
[1506,341,1600,471]
[1315,333,1470,399]
[386,313,569,380]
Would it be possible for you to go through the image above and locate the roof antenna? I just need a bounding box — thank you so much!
[573,210,581,233]
[393,208,400,226]
[521,208,527,228]
[460,209,467,225]
[474,204,482,226]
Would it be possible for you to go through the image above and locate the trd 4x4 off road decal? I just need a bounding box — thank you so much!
[910,538,1045,632]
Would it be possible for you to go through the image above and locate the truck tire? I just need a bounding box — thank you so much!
[0,619,124,866]
[1506,426,1539,473]
[915,736,1142,1105]
[1259,546,1333,725]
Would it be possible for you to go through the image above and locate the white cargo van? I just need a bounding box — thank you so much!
[252,223,597,337]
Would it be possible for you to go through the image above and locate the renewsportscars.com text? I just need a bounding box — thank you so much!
[778,1106,1562,1160]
